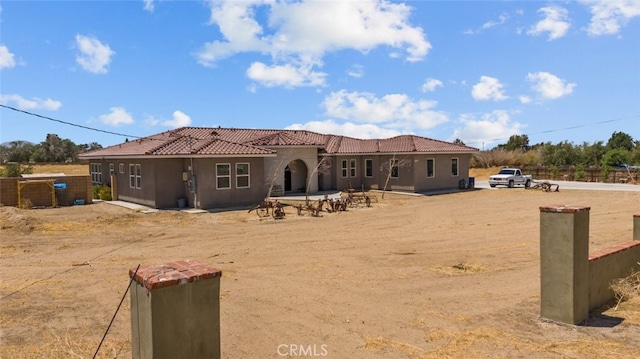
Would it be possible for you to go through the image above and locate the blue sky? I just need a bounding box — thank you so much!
[1,0,638,149]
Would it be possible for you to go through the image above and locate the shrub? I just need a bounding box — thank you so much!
[0,162,33,178]
[92,184,112,200]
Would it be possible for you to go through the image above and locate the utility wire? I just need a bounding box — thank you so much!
[0,104,144,139]
[464,114,639,148]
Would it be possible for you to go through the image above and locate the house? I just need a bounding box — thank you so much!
[78,127,478,209]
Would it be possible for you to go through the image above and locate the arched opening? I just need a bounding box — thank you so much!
[284,159,308,193]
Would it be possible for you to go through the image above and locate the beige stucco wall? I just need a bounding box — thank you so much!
[588,243,640,309]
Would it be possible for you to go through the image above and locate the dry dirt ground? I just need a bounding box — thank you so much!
[1,184,640,358]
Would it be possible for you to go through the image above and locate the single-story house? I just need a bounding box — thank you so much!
[79,127,478,209]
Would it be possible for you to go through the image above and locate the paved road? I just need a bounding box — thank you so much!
[474,180,640,192]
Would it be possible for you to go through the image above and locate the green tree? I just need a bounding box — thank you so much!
[500,134,530,152]
[601,149,631,167]
[453,138,466,146]
[606,131,635,151]
[0,141,35,163]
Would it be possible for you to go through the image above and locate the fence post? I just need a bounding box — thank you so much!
[634,214,640,242]
[130,260,222,359]
[539,205,590,325]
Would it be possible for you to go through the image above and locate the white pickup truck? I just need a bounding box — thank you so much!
[489,168,532,188]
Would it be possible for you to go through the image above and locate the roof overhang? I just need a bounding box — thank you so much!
[78,153,278,160]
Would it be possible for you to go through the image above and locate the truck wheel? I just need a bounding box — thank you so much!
[508,180,514,188]
[525,179,531,188]
[490,184,496,188]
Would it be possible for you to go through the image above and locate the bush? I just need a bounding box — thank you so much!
[92,185,112,201]
[0,162,33,177]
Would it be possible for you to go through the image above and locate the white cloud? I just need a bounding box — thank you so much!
[346,64,364,78]
[452,110,525,148]
[162,111,192,128]
[0,45,16,69]
[527,6,571,40]
[471,76,508,101]
[286,120,401,139]
[482,13,509,29]
[527,71,576,99]
[143,0,154,12]
[519,95,532,104]
[421,78,443,92]
[196,0,430,88]
[322,90,448,131]
[0,94,62,110]
[579,0,640,35]
[75,34,115,74]
[99,107,133,126]
[246,61,326,88]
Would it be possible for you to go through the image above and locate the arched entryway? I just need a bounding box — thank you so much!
[284,159,308,193]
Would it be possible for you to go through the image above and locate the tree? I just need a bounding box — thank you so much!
[0,141,35,163]
[601,149,631,167]
[380,155,411,199]
[453,138,466,146]
[304,156,331,205]
[500,134,530,152]
[606,131,635,152]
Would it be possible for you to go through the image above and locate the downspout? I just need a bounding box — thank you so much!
[191,156,198,209]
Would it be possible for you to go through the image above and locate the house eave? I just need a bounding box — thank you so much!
[78,153,278,160]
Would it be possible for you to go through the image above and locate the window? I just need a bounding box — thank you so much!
[391,159,399,178]
[341,160,348,178]
[129,164,141,188]
[109,163,115,175]
[365,159,373,178]
[119,163,124,174]
[451,158,459,177]
[426,158,435,178]
[216,163,230,189]
[349,159,357,177]
[236,163,250,188]
[90,163,102,184]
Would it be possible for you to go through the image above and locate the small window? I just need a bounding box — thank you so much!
[391,159,399,178]
[341,160,348,178]
[236,163,250,188]
[426,158,435,178]
[119,163,124,174]
[109,163,115,175]
[365,159,373,178]
[90,163,102,184]
[129,164,142,188]
[216,163,230,189]
[349,159,357,177]
[451,158,459,177]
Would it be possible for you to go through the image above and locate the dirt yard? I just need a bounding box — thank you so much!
[1,186,639,358]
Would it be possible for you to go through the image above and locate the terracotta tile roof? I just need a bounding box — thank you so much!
[79,127,477,159]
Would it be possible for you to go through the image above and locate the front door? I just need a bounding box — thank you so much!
[284,166,292,191]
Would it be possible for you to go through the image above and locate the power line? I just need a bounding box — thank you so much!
[464,115,639,147]
[0,104,144,139]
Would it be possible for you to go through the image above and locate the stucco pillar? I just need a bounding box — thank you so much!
[634,214,640,241]
[539,205,590,325]
[130,260,222,359]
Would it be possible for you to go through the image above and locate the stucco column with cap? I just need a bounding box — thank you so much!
[539,205,590,325]
[130,259,222,359]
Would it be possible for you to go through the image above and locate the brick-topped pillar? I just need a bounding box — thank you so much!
[539,205,590,325]
[130,260,222,359]
[634,214,640,241]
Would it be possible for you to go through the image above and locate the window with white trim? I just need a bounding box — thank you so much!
[349,159,357,177]
[216,163,230,189]
[341,160,348,178]
[236,163,250,188]
[129,164,142,188]
[364,159,373,178]
[119,163,124,174]
[426,158,435,178]
[109,163,115,175]
[451,158,459,177]
[90,163,102,184]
